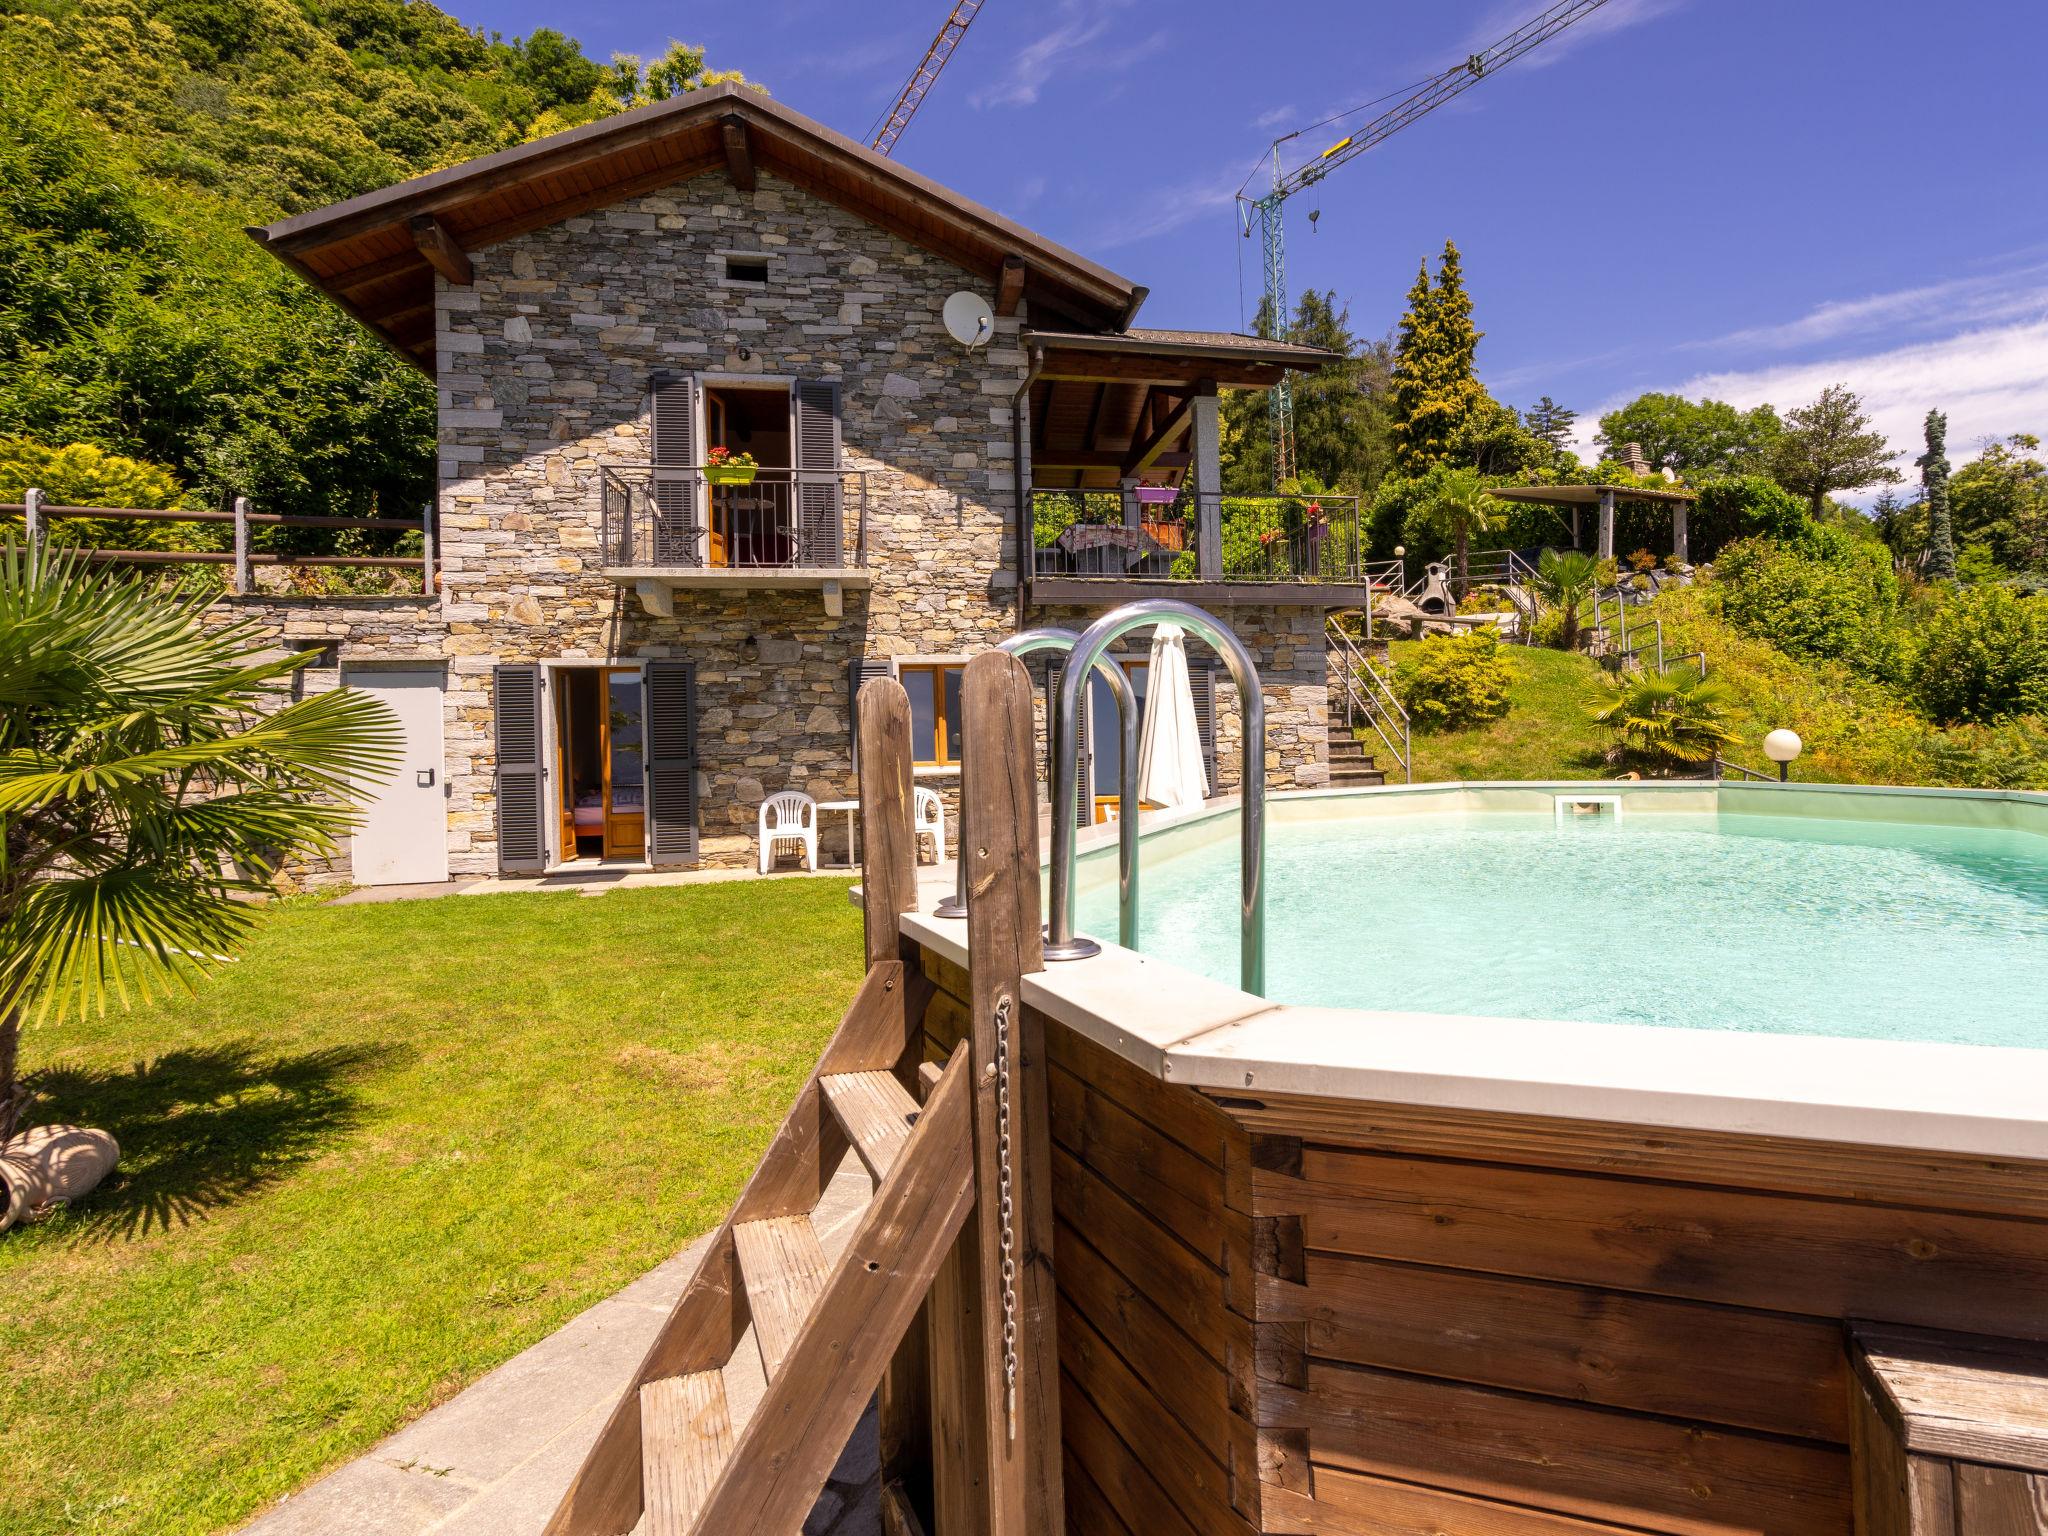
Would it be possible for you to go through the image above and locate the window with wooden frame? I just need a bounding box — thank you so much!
[900,663,965,767]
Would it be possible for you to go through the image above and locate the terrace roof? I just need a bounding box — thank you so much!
[1492,482,1698,505]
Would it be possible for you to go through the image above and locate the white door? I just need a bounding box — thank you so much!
[346,668,450,885]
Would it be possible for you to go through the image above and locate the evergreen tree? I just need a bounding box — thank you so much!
[1221,291,1394,495]
[1920,408,1957,581]
[1522,396,1578,456]
[1389,240,1486,476]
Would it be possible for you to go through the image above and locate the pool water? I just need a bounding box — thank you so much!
[1076,810,2048,1048]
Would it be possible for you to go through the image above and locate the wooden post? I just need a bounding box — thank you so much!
[1672,502,1689,566]
[422,500,437,595]
[856,677,934,1522]
[936,650,1061,1534]
[1192,384,1223,580]
[22,487,41,547]
[232,496,251,595]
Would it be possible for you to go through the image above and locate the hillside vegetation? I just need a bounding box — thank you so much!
[0,0,747,526]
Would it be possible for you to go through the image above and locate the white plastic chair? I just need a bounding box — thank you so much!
[912,786,946,866]
[758,790,818,874]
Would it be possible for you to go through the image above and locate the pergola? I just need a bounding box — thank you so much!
[1491,481,1700,564]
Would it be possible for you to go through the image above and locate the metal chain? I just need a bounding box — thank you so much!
[993,994,1019,1440]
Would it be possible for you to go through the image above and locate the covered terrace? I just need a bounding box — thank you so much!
[1491,480,1700,564]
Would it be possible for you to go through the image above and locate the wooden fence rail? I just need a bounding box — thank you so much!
[1,488,437,594]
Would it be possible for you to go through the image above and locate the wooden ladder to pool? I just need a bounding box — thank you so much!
[543,660,1062,1536]
[542,958,971,1536]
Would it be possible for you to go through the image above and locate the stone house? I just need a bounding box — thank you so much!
[246,86,1372,883]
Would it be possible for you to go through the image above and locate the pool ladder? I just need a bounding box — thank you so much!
[933,598,1269,998]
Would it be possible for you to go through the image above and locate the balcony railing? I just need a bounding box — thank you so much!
[1028,487,1366,585]
[600,464,870,571]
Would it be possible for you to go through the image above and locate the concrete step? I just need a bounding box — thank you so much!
[1329,766,1387,787]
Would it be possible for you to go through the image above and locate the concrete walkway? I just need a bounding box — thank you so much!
[240,1154,881,1536]
[328,863,854,905]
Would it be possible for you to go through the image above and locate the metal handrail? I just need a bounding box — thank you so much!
[600,462,869,570]
[1326,618,1411,783]
[1050,599,1266,996]
[935,628,1139,951]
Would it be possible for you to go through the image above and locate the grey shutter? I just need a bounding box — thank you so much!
[493,664,546,874]
[848,656,893,770]
[650,373,697,565]
[1047,663,1093,829]
[793,380,842,567]
[1190,665,1219,793]
[646,660,699,867]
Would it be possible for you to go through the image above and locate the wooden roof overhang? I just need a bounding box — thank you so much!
[1025,328,1336,491]
[247,83,1145,373]
[1492,483,1698,506]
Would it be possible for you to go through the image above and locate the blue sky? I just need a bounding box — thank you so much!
[467,0,2048,474]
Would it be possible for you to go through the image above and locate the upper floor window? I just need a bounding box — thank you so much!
[723,254,769,285]
[901,663,964,767]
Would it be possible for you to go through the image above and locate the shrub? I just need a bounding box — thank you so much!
[1688,474,1809,553]
[1532,548,1597,651]
[1628,548,1660,574]
[1396,630,1514,730]
[1592,666,1737,767]
[1906,585,2048,725]
[1715,532,1900,675]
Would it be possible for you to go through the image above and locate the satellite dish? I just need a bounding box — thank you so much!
[942,290,995,348]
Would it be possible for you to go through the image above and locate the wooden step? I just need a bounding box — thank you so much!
[820,1070,919,1181]
[732,1216,829,1381]
[640,1372,733,1536]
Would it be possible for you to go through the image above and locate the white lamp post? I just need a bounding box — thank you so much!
[1762,728,1803,783]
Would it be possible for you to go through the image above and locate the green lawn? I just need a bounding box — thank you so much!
[1392,640,1613,782]
[0,880,862,1536]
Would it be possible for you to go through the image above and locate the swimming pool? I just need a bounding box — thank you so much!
[1073,784,2048,1050]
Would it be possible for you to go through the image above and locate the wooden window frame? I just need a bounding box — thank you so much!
[898,661,965,768]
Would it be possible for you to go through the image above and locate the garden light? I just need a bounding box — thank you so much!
[1763,728,1803,782]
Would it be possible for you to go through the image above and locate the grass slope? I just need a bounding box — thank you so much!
[0,879,861,1536]
[1394,641,1611,782]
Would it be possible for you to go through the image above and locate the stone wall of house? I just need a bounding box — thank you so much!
[435,168,1029,874]
[198,594,448,885]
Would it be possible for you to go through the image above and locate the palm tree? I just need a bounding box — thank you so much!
[0,541,399,1145]
[1532,548,1598,651]
[1412,468,1498,599]
[1591,666,1736,769]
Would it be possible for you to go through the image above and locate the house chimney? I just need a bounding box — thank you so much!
[1620,441,1652,476]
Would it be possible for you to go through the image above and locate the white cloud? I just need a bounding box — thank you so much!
[970,2,1140,109]
[1700,265,2048,354]
[1461,0,1686,69]
[1078,162,1243,251]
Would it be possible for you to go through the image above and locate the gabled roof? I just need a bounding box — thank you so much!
[248,83,1147,372]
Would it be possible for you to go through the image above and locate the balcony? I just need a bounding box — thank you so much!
[600,464,872,616]
[1027,487,1389,606]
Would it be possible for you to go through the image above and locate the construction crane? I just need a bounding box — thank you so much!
[1237,0,1616,485]
[870,0,987,157]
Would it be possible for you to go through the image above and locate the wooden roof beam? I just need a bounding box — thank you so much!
[410,215,472,286]
[721,115,756,193]
[997,256,1026,316]
[1121,391,1194,477]
[1033,450,1189,471]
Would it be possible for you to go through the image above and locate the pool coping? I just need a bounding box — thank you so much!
[890,780,2048,1164]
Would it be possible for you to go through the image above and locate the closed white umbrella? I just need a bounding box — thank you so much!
[1137,623,1209,810]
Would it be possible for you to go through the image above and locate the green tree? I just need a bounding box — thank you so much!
[1919,408,1957,581]
[1594,393,1781,477]
[1521,396,1578,458]
[1222,291,1394,495]
[1389,240,1486,476]
[1768,384,1901,519]
[1404,466,1498,596]
[1532,548,1598,651]
[1950,434,2048,575]
[0,542,400,1142]
[1869,487,1926,567]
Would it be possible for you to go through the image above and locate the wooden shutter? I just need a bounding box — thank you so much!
[1190,665,1219,793]
[1047,663,1093,828]
[650,373,697,564]
[793,380,842,567]
[646,660,699,867]
[848,656,893,770]
[493,664,546,874]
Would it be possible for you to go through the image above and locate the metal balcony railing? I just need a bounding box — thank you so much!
[1028,488,1366,585]
[600,464,870,571]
